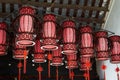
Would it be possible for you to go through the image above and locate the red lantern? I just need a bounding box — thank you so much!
[65,60,78,69]
[33,53,46,63]
[51,46,63,66]
[109,35,120,64]
[79,57,91,71]
[79,25,94,57]
[65,54,78,69]
[41,14,58,50]
[15,6,36,46]
[0,22,7,56]
[95,31,109,60]
[51,57,63,66]
[66,54,77,61]
[62,20,77,54]
[33,36,46,63]
[13,44,28,60]
[52,46,62,57]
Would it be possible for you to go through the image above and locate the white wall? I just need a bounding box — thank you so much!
[96,0,120,80]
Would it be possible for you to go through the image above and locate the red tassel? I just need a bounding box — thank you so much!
[47,52,52,78]
[116,66,120,80]
[117,73,119,80]
[37,66,43,80]
[17,61,22,80]
[56,66,58,80]
[23,50,27,74]
[71,70,74,80]
[38,72,41,80]
[101,64,107,80]
[104,71,106,80]
[87,70,90,80]
[48,60,50,78]
[69,69,71,79]
[84,71,88,80]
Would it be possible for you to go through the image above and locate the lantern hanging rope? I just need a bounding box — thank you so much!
[0,22,7,56]
[79,25,94,57]
[62,20,77,55]
[95,31,109,60]
[41,14,58,50]
[14,6,37,46]
[109,35,120,64]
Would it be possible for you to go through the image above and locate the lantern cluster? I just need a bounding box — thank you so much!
[2,5,120,80]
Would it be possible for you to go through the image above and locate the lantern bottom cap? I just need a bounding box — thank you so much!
[62,50,77,55]
[13,55,28,60]
[65,66,78,69]
[96,58,109,61]
[0,52,7,56]
[80,55,93,57]
[79,68,92,71]
[33,59,46,63]
[41,45,58,50]
[50,63,64,66]
[16,40,35,46]
[110,61,120,64]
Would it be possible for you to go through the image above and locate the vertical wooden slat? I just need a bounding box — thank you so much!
[95,0,103,18]
[81,0,88,17]
[58,0,63,15]
[66,0,72,16]
[10,4,14,24]
[73,0,80,17]
[75,0,80,5]
[2,3,6,13]
[51,0,55,12]
[101,0,110,21]
[88,0,96,18]
[44,0,47,2]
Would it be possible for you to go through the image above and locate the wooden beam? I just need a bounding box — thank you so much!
[76,18,104,23]
[0,12,104,24]
[0,0,109,11]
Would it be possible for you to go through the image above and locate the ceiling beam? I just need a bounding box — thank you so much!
[0,0,109,11]
[0,12,104,24]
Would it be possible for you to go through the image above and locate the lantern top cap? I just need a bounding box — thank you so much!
[80,25,93,33]
[0,22,7,29]
[62,20,75,28]
[43,14,56,21]
[19,6,35,15]
[95,31,108,37]
[109,35,120,42]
